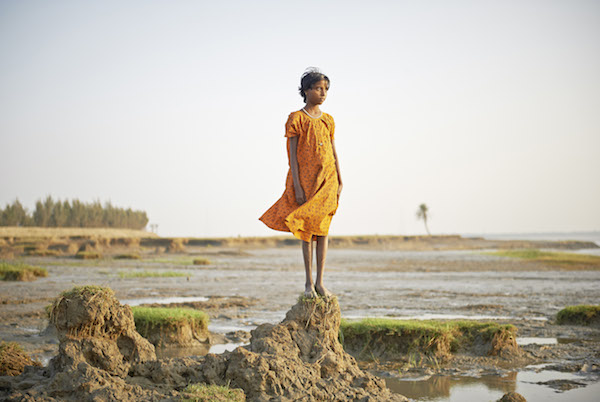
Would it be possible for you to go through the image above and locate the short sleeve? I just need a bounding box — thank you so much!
[324,114,335,141]
[330,116,335,141]
[284,112,301,138]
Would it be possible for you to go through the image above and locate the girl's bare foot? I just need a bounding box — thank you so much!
[304,284,317,298]
[315,283,332,298]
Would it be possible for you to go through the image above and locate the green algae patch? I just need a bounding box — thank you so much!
[485,249,600,269]
[118,270,187,278]
[0,341,42,376]
[0,261,48,281]
[339,318,518,361]
[132,306,209,347]
[556,305,600,326]
[180,383,245,401]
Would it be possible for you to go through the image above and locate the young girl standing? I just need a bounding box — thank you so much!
[260,68,343,298]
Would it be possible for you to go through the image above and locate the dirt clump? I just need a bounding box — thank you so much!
[498,391,527,401]
[48,286,156,377]
[132,306,210,348]
[0,342,41,376]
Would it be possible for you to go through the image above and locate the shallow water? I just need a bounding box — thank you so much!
[386,367,600,401]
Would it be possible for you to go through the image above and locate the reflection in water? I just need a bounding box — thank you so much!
[386,373,517,400]
[386,369,600,401]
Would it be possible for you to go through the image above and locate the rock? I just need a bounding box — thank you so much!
[498,391,527,401]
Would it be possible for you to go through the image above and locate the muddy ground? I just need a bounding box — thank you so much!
[1,242,599,400]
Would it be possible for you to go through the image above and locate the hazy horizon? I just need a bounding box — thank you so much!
[2,0,599,238]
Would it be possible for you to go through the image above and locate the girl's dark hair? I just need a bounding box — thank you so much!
[298,68,330,102]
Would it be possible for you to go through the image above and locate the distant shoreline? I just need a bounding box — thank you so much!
[0,227,598,258]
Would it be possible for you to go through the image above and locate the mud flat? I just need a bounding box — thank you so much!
[1,243,599,400]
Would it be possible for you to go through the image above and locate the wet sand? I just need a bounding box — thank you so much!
[1,245,599,400]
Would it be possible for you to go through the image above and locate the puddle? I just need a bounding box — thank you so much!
[154,342,247,359]
[120,296,209,306]
[208,342,247,354]
[386,367,600,401]
[517,337,558,346]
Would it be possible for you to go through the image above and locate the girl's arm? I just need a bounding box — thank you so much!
[332,140,343,199]
[290,136,306,205]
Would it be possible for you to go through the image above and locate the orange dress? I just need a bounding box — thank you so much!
[260,110,339,242]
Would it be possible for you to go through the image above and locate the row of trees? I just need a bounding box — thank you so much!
[0,197,148,230]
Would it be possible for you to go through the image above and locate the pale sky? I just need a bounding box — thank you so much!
[1,0,599,237]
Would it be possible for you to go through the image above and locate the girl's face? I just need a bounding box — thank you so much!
[305,80,328,105]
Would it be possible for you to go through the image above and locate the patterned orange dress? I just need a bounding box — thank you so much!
[260,110,339,242]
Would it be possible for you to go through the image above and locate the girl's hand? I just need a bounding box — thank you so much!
[337,183,343,200]
[295,186,306,205]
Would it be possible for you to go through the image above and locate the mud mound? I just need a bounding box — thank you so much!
[341,320,522,362]
[49,286,156,377]
[1,286,160,401]
[133,306,210,348]
[191,297,406,401]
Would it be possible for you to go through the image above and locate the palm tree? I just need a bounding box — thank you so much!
[416,203,431,235]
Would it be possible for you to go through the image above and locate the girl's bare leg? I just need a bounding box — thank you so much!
[315,235,332,297]
[302,238,316,297]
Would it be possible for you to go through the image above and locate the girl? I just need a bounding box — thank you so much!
[260,68,343,298]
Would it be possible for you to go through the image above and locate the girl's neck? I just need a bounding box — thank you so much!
[302,104,321,117]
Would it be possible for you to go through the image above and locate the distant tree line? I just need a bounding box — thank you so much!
[0,197,149,230]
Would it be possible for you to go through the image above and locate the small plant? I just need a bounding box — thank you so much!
[0,261,48,281]
[557,305,600,326]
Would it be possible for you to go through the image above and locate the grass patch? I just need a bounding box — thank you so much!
[142,257,195,266]
[556,305,600,326]
[0,341,41,376]
[180,383,245,401]
[339,318,516,361]
[193,258,211,266]
[485,249,600,268]
[118,270,187,278]
[132,306,209,339]
[57,285,114,299]
[75,251,102,260]
[0,261,48,281]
